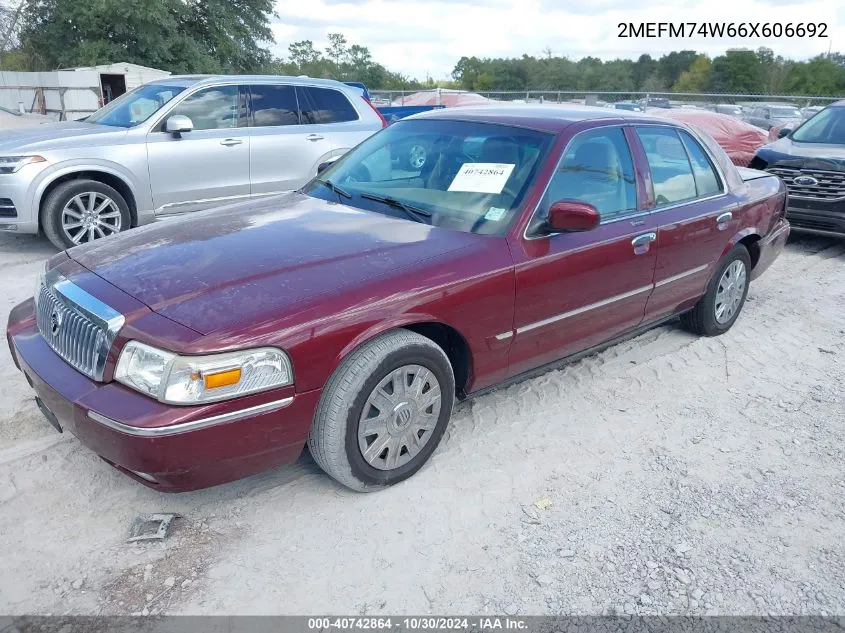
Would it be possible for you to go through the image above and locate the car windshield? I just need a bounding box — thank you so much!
[770,106,801,119]
[302,119,554,235]
[87,83,189,128]
[791,107,845,144]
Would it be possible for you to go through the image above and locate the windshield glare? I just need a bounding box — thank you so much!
[791,107,845,144]
[303,119,553,235]
[87,83,188,128]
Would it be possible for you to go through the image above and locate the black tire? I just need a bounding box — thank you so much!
[308,329,455,492]
[41,179,131,250]
[681,244,751,336]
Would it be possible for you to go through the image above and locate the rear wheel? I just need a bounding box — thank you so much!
[41,179,130,250]
[681,244,751,336]
[308,329,455,491]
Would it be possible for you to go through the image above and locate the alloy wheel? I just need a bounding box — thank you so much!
[61,192,122,245]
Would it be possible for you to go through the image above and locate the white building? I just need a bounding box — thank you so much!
[0,62,170,123]
[65,62,171,101]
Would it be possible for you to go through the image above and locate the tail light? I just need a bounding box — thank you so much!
[362,97,388,128]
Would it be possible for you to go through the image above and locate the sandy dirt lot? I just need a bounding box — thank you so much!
[1,231,843,617]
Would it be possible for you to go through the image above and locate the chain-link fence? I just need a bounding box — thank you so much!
[370,89,843,108]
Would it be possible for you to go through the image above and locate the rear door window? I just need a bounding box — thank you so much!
[249,84,299,127]
[635,127,697,206]
[298,87,359,124]
[678,130,723,197]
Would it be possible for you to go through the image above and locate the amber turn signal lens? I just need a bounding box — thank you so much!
[203,368,242,389]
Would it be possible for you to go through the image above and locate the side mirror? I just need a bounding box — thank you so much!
[777,127,792,139]
[166,115,193,137]
[546,200,600,233]
[316,160,334,174]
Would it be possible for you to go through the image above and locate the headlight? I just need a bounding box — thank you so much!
[0,155,46,175]
[115,341,293,405]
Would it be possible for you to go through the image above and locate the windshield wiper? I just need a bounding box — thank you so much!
[315,177,352,201]
[359,193,432,224]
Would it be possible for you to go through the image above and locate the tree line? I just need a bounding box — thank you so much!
[452,49,845,96]
[1,0,843,96]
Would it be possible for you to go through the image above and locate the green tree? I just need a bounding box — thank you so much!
[709,50,763,93]
[632,54,658,90]
[783,55,845,95]
[673,55,711,92]
[17,0,274,72]
[657,50,699,87]
[325,32,348,73]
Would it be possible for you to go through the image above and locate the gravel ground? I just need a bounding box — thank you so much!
[1,231,844,617]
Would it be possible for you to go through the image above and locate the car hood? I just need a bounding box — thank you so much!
[0,121,126,153]
[757,137,845,170]
[68,193,485,335]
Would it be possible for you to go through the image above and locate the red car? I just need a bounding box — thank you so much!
[6,106,790,492]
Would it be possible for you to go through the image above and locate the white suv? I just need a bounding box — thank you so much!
[0,75,386,249]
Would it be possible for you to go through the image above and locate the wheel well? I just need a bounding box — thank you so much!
[39,171,138,229]
[738,234,762,270]
[403,322,472,399]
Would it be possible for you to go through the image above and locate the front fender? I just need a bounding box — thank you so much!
[31,159,150,216]
[329,313,470,382]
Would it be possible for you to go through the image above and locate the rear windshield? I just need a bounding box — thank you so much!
[791,107,845,144]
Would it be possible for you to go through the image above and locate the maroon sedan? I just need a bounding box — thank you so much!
[7,106,790,492]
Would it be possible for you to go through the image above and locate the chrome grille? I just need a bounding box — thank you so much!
[767,167,845,201]
[35,272,124,381]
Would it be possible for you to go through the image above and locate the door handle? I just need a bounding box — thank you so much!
[306,134,324,142]
[716,212,732,228]
[220,138,243,147]
[631,232,657,254]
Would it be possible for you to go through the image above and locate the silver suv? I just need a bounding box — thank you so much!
[0,75,385,249]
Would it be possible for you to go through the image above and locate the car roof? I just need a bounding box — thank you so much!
[407,104,670,133]
[150,75,354,90]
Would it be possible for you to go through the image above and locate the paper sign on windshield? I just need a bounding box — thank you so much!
[448,163,515,194]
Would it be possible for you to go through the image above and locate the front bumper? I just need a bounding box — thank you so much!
[7,301,320,492]
[786,197,845,238]
[0,164,45,235]
[751,219,790,281]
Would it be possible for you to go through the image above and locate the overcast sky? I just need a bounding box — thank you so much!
[270,0,843,80]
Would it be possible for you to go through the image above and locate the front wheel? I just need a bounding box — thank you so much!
[308,329,455,491]
[41,179,130,250]
[681,244,751,336]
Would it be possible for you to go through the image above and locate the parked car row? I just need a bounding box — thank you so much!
[6,99,791,492]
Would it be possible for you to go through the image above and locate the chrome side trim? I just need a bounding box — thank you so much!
[155,193,252,216]
[495,331,514,341]
[87,396,294,437]
[654,264,708,288]
[516,284,654,335]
